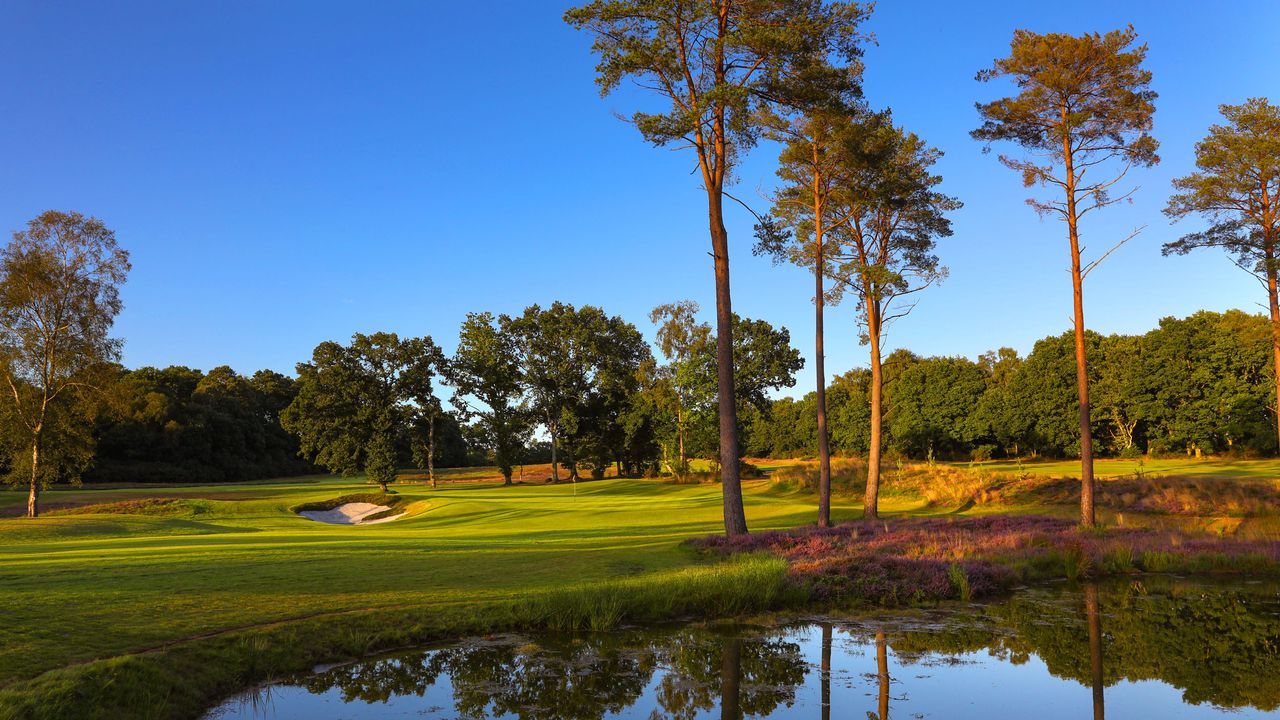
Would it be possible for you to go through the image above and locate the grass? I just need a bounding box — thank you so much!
[2,457,1280,719]
[959,456,1280,480]
[0,472,896,720]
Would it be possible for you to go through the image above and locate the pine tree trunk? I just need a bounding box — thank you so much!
[1069,213,1095,527]
[1063,131,1096,528]
[865,305,883,521]
[1267,246,1280,455]
[814,156,833,528]
[709,191,747,536]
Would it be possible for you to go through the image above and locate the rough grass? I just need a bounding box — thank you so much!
[770,457,1280,518]
[690,515,1280,605]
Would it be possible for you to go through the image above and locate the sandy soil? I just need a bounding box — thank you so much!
[298,502,404,525]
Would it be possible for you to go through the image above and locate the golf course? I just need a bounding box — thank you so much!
[4,458,1280,718]
[3,0,1279,717]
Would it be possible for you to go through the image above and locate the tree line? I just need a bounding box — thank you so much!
[278,302,803,491]
[745,309,1276,462]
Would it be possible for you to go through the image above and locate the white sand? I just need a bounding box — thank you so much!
[299,502,405,525]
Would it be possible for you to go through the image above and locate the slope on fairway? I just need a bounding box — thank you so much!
[0,476,883,687]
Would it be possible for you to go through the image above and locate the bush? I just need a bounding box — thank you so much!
[970,444,998,462]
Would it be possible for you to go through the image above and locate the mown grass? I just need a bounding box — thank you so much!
[0,474,881,720]
[3,458,1280,719]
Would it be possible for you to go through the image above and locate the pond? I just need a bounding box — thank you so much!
[204,577,1280,719]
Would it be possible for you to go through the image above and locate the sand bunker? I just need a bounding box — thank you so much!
[298,502,404,525]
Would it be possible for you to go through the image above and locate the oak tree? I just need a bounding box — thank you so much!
[282,332,440,492]
[445,313,532,485]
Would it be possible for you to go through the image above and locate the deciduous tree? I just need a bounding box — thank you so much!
[647,301,714,477]
[973,26,1159,526]
[282,332,440,492]
[445,313,532,485]
[0,211,130,517]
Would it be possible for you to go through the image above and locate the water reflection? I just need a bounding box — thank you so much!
[206,578,1280,719]
[1087,582,1104,720]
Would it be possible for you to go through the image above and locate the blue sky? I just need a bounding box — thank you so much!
[1,1,1277,397]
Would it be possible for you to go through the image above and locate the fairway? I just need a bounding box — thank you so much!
[0,475,888,689]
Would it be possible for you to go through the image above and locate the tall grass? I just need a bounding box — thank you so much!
[770,456,1280,517]
[518,554,793,631]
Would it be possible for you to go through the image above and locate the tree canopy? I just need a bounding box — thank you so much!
[282,332,441,492]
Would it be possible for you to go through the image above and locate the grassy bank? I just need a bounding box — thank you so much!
[0,554,792,720]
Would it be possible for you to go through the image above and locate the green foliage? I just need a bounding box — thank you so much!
[1136,310,1273,455]
[510,302,654,480]
[445,313,533,484]
[281,332,441,492]
[91,365,317,484]
[1164,98,1280,277]
[824,117,959,345]
[947,563,972,601]
[886,355,986,457]
[972,26,1159,214]
[688,313,804,459]
[0,211,130,515]
[564,0,869,184]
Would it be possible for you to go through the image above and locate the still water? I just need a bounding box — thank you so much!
[205,577,1280,719]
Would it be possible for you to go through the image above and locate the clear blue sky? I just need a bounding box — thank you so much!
[1,1,1277,397]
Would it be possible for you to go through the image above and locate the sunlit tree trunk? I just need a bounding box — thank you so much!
[548,412,560,483]
[677,404,687,476]
[813,145,833,528]
[27,432,41,519]
[427,413,436,488]
[709,190,747,536]
[705,2,746,537]
[1063,132,1096,527]
[865,297,883,520]
[1266,243,1280,454]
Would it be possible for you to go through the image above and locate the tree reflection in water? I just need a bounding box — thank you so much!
[217,579,1280,720]
[300,627,806,720]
